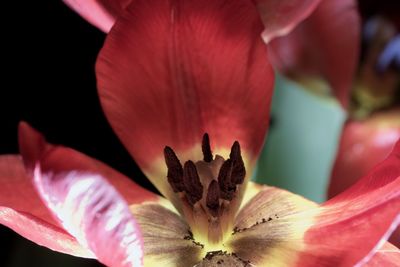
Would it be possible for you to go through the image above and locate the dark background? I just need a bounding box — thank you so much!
[1,0,399,266]
[1,1,154,266]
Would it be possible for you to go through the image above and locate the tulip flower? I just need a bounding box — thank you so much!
[63,0,361,108]
[1,0,399,266]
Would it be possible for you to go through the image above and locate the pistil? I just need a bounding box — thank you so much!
[164,134,247,246]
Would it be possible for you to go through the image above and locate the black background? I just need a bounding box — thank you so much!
[1,1,154,266]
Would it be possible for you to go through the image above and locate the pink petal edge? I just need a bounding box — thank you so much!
[33,165,144,267]
[62,0,129,32]
[0,155,91,257]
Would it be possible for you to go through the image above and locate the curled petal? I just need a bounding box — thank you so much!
[34,167,144,267]
[63,0,130,32]
[268,0,360,107]
[0,155,92,257]
[96,0,273,199]
[18,122,158,206]
[297,139,400,266]
[254,0,321,43]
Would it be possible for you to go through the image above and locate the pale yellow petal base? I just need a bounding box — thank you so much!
[130,184,318,267]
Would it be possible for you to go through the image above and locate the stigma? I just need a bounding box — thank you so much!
[164,134,246,245]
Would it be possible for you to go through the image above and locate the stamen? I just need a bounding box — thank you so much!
[202,133,213,162]
[164,135,248,247]
[217,159,235,201]
[164,146,185,192]
[183,161,204,205]
[206,180,220,217]
[229,141,246,185]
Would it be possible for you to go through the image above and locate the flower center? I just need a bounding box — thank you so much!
[164,134,246,246]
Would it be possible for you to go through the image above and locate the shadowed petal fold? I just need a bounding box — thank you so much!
[0,155,93,257]
[254,0,321,43]
[297,139,400,266]
[63,0,130,32]
[96,0,273,198]
[268,0,360,107]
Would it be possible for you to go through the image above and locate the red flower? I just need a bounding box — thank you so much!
[1,0,398,266]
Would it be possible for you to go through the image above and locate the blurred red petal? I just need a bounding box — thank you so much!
[96,0,273,196]
[62,0,131,32]
[268,0,360,107]
[329,110,400,198]
[297,139,400,266]
[19,122,158,206]
[33,166,143,267]
[254,0,321,43]
[0,155,93,257]
[329,110,400,248]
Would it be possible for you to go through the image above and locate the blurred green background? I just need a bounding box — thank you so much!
[255,75,346,203]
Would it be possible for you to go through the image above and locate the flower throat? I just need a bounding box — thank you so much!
[164,134,246,246]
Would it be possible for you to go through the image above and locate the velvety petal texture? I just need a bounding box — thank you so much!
[297,139,400,266]
[63,0,130,32]
[254,0,321,43]
[268,0,360,107]
[0,155,92,257]
[96,0,273,198]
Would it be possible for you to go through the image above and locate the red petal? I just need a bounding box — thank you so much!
[0,155,93,257]
[254,0,321,43]
[328,110,400,198]
[328,110,400,248]
[365,242,400,266]
[96,0,273,193]
[297,139,400,266]
[33,166,143,267]
[268,0,360,107]
[19,122,158,206]
[62,0,130,32]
